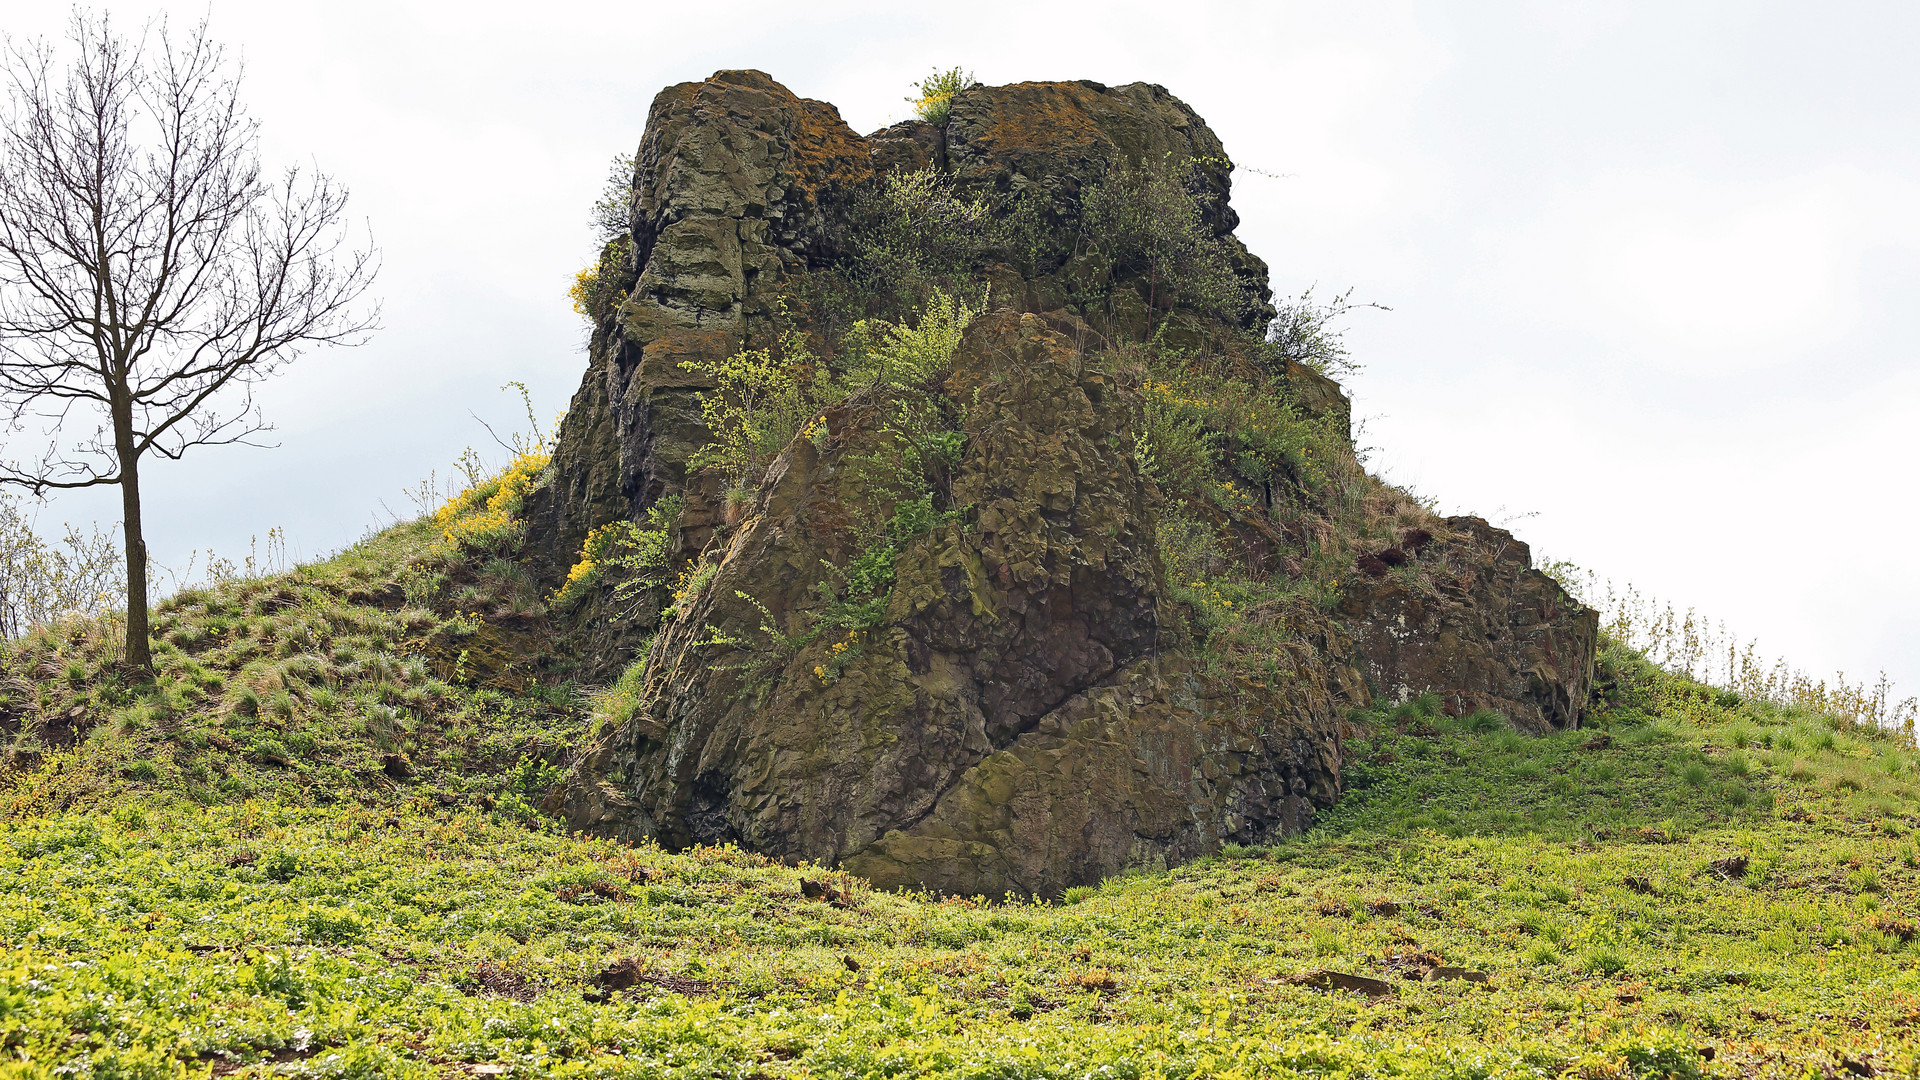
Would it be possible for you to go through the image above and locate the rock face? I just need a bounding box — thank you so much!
[1340,517,1597,733]
[526,71,873,587]
[559,311,1345,897]
[540,70,1597,897]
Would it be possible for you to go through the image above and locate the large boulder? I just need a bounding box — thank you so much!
[557,311,1348,897]
[539,70,1598,895]
[527,70,872,577]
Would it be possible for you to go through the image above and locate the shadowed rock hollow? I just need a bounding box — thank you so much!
[534,70,1596,897]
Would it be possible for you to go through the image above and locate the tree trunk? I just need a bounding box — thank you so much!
[112,395,151,676]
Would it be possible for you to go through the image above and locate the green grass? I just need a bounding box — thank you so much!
[1,517,581,820]
[3,521,1919,1077]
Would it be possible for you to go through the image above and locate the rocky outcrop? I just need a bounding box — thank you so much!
[942,79,1272,330]
[526,70,872,585]
[538,69,1598,896]
[530,71,1279,579]
[1340,517,1597,732]
[557,311,1347,896]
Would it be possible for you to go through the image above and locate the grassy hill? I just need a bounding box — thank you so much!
[2,506,1918,1079]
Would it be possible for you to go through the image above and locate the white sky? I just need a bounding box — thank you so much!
[11,0,1918,700]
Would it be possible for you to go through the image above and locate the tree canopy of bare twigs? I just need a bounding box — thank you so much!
[0,9,378,672]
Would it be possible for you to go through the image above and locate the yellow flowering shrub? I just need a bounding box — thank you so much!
[907,66,971,125]
[551,496,681,609]
[429,450,550,559]
[570,236,632,324]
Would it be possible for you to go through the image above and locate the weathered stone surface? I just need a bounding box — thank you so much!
[557,311,1347,896]
[526,71,879,675]
[541,70,1598,895]
[943,79,1273,330]
[867,119,943,173]
[1339,516,1597,732]
[529,70,874,567]
[843,656,1341,898]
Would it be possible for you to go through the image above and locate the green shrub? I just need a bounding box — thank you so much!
[1073,155,1254,328]
[908,66,971,125]
[552,496,682,610]
[1263,286,1383,381]
[842,288,980,390]
[838,169,999,313]
[681,339,820,486]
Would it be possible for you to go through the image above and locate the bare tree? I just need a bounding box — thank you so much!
[0,10,378,674]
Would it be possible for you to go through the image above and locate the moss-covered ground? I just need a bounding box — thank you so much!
[3,527,1917,1079]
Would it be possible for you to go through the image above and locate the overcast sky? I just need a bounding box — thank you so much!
[11,0,1918,701]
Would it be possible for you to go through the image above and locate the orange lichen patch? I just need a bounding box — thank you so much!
[960,82,1110,166]
[784,98,874,201]
[638,328,738,388]
[670,70,871,209]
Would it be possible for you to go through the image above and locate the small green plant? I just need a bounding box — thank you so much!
[260,850,300,882]
[908,66,971,125]
[589,656,651,736]
[300,907,365,944]
[1582,947,1627,976]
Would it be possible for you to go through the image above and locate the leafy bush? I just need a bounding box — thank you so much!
[0,491,123,639]
[552,495,683,610]
[1072,155,1253,329]
[837,170,1000,317]
[907,66,971,125]
[1263,286,1385,381]
[681,332,827,487]
[842,288,980,391]
[589,151,637,242]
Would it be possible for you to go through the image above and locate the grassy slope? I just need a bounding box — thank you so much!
[1,515,578,820]
[3,531,1919,1079]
